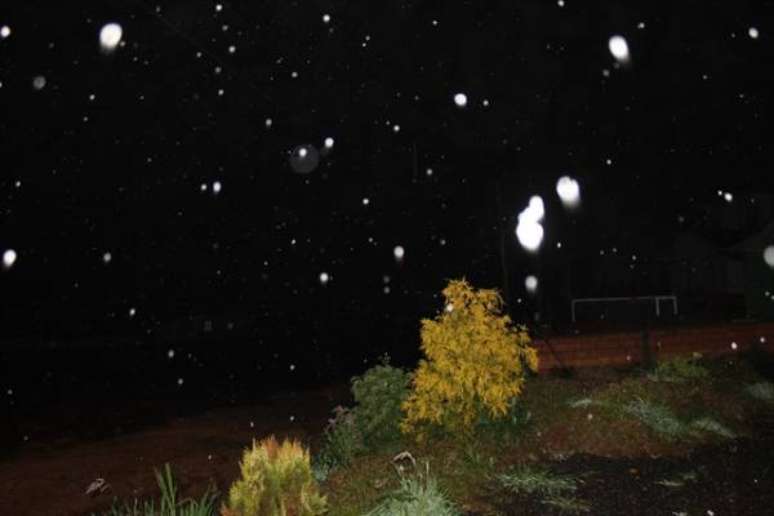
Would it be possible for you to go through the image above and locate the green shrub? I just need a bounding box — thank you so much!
[496,465,590,514]
[745,381,774,402]
[312,405,366,479]
[350,354,412,447]
[690,417,736,439]
[649,355,709,383]
[364,462,460,516]
[96,463,218,516]
[400,278,539,442]
[222,435,327,516]
[623,398,688,440]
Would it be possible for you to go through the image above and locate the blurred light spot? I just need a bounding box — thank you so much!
[525,275,538,293]
[2,249,17,269]
[99,23,123,52]
[556,176,581,207]
[453,92,467,107]
[608,35,630,63]
[763,246,774,268]
[393,245,405,261]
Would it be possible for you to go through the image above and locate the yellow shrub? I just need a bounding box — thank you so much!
[400,278,538,441]
[222,435,327,516]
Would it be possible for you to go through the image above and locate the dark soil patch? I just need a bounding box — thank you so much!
[483,431,774,515]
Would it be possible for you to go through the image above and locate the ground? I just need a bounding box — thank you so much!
[1,364,773,515]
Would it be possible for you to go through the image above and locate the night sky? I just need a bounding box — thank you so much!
[1,1,773,347]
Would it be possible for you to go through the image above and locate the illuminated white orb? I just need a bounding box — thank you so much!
[299,147,308,158]
[319,272,329,285]
[525,275,538,293]
[32,76,46,90]
[2,249,17,269]
[453,92,467,107]
[723,192,733,202]
[426,168,433,176]
[763,246,774,268]
[731,341,738,350]
[212,181,222,194]
[322,14,331,24]
[608,35,630,62]
[516,220,544,253]
[324,137,334,149]
[392,124,400,133]
[215,4,223,12]
[167,349,175,359]
[102,252,112,264]
[393,245,405,261]
[99,23,123,52]
[177,377,184,386]
[749,27,759,39]
[556,175,581,207]
[362,197,370,205]
[523,195,545,223]
[0,25,10,39]
[265,118,272,128]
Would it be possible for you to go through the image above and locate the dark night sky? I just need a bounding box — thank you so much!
[1,1,773,344]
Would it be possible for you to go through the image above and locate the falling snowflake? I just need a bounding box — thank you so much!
[608,35,630,62]
[2,249,17,269]
[99,23,123,52]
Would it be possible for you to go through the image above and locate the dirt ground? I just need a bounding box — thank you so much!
[2,381,773,516]
[0,383,352,516]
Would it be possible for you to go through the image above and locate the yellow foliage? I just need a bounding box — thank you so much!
[400,278,538,441]
[222,435,327,516]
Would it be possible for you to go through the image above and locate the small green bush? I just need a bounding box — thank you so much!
[497,465,590,514]
[649,355,709,383]
[313,405,366,478]
[623,398,688,441]
[745,381,774,403]
[364,462,460,516]
[223,435,326,516]
[350,354,412,447]
[96,463,219,516]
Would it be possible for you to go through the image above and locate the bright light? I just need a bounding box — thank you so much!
[322,14,331,23]
[324,137,334,148]
[453,92,467,107]
[319,272,329,285]
[265,118,272,128]
[2,249,17,269]
[522,196,545,223]
[0,25,10,39]
[392,124,400,133]
[608,35,630,62]
[102,252,112,264]
[99,23,123,52]
[749,27,759,39]
[393,245,405,261]
[32,76,46,90]
[516,196,545,252]
[731,341,738,350]
[525,275,538,293]
[516,220,544,253]
[763,246,774,268]
[556,175,581,207]
[213,181,222,194]
[362,197,370,205]
[723,192,733,202]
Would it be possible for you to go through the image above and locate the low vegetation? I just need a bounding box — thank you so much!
[95,279,774,515]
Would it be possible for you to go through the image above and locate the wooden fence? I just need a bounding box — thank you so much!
[534,322,774,371]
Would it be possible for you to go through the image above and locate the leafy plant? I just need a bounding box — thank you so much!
[96,463,219,516]
[364,461,460,516]
[400,278,539,442]
[350,354,412,447]
[497,465,590,514]
[649,355,709,383]
[312,405,366,479]
[222,435,327,516]
[623,398,688,441]
[745,381,774,403]
[690,417,736,439]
